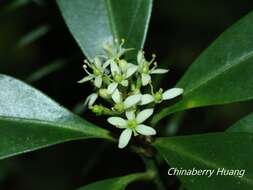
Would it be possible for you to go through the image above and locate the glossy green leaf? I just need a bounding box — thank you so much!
[0,74,112,160]
[77,172,152,190]
[152,11,253,125]
[56,0,152,59]
[227,113,253,133]
[153,133,253,190]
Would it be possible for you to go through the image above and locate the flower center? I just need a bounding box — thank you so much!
[127,119,137,129]
[114,74,123,83]
[93,67,101,76]
[154,89,163,102]
[114,102,124,113]
[142,64,149,74]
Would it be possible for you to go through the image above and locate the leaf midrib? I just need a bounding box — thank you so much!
[105,0,151,48]
[182,50,253,96]
[125,1,142,43]
[106,0,119,39]
[156,140,253,186]
[0,115,110,139]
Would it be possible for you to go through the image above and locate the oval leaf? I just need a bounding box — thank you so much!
[77,172,151,190]
[0,74,112,160]
[153,133,253,190]
[56,0,153,59]
[152,11,253,124]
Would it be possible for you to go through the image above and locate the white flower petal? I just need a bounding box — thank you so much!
[107,117,127,128]
[136,125,156,135]
[94,57,102,69]
[77,75,93,83]
[141,73,151,86]
[162,88,184,100]
[94,76,102,88]
[107,82,118,94]
[112,89,121,103]
[126,110,135,120]
[110,61,120,74]
[123,94,142,109]
[140,94,154,105]
[150,69,169,74]
[84,93,98,108]
[126,65,138,78]
[137,51,144,64]
[119,60,128,73]
[136,108,154,124]
[118,129,132,149]
[103,60,111,69]
[121,80,128,87]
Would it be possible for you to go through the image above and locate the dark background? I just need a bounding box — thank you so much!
[1,0,253,189]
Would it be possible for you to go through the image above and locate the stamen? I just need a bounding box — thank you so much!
[148,53,156,66]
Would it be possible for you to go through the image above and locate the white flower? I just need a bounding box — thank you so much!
[137,51,169,86]
[84,93,98,108]
[107,109,156,148]
[78,57,106,88]
[107,61,137,94]
[140,88,184,105]
[111,89,142,112]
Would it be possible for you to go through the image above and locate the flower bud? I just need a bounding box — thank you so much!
[92,105,103,115]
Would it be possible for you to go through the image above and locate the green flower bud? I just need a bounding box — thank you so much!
[92,105,103,115]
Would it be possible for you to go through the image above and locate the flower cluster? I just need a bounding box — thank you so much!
[79,39,183,148]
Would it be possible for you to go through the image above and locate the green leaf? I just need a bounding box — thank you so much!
[153,133,253,190]
[227,113,253,133]
[0,74,112,160]
[152,11,253,125]
[56,0,152,59]
[77,172,152,190]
